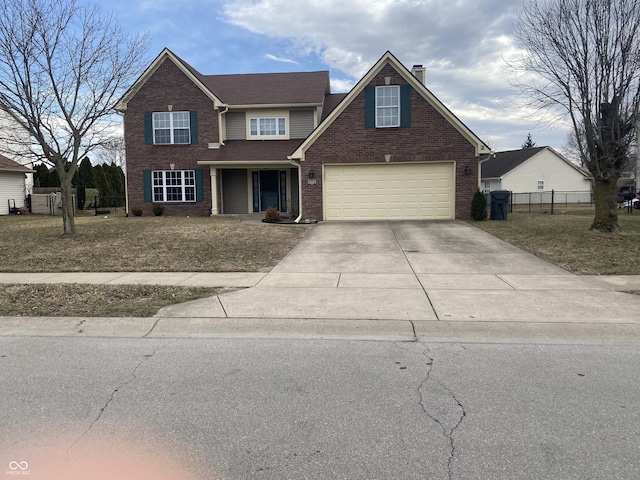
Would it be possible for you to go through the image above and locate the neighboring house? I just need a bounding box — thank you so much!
[481,147,592,201]
[0,154,33,215]
[617,154,638,200]
[116,49,490,220]
[0,107,34,194]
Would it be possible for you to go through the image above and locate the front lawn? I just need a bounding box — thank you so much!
[470,208,640,275]
[0,213,310,272]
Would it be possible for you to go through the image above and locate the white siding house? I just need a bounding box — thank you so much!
[0,154,32,214]
[481,147,592,203]
[0,109,33,194]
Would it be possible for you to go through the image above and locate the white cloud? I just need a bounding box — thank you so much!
[330,78,356,93]
[220,0,569,149]
[264,54,299,64]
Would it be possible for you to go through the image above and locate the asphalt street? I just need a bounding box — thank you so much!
[1,336,638,480]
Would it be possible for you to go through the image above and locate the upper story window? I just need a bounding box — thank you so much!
[250,117,286,137]
[153,112,190,144]
[144,111,198,145]
[376,86,400,127]
[537,180,544,190]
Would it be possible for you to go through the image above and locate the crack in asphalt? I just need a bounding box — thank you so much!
[66,340,174,459]
[415,344,466,480]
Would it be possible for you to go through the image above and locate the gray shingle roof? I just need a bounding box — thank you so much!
[171,51,330,105]
[202,71,330,106]
[200,139,305,163]
[481,147,547,178]
[0,154,32,173]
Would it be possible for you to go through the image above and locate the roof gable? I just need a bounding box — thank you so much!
[115,48,223,111]
[481,147,546,178]
[116,49,330,111]
[290,51,491,159]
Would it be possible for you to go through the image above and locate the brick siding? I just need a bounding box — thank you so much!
[303,64,479,220]
[124,58,217,216]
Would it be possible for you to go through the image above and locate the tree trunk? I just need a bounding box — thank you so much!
[59,172,76,235]
[590,178,620,233]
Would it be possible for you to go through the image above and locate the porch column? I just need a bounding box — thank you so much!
[210,167,218,215]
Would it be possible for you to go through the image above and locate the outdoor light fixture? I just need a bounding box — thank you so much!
[308,169,315,179]
[464,165,471,175]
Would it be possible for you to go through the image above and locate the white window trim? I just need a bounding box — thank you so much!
[375,85,400,128]
[249,116,287,138]
[537,180,544,190]
[152,170,196,202]
[153,111,191,145]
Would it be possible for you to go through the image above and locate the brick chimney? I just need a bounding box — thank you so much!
[411,64,426,85]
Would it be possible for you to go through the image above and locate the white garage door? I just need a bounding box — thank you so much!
[324,162,454,220]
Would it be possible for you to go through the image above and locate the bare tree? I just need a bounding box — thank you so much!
[0,0,148,234]
[96,137,126,168]
[511,0,640,232]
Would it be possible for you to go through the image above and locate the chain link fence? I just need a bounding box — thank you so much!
[508,190,593,213]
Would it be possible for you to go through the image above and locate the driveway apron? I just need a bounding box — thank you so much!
[159,221,640,325]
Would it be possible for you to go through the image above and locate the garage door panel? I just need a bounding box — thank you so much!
[324,162,454,220]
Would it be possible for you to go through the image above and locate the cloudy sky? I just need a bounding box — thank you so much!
[102,0,570,152]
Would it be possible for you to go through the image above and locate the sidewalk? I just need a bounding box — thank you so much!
[0,271,638,291]
[0,271,266,287]
[1,221,640,344]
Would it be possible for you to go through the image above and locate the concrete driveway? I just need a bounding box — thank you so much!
[155,221,640,341]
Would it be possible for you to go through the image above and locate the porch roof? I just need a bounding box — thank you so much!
[198,139,304,165]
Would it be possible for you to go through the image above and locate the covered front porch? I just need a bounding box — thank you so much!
[200,163,300,217]
[198,139,304,218]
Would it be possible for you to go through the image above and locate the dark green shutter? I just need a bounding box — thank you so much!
[364,86,376,128]
[400,84,411,128]
[144,112,153,144]
[195,169,203,202]
[143,170,152,202]
[190,111,198,144]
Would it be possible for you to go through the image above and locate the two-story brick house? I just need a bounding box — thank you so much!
[116,49,490,220]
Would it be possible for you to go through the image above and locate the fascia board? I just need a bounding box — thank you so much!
[227,103,323,109]
[196,160,293,167]
[290,51,490,160]
[115,48,224,112]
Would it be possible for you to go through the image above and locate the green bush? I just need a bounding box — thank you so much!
[83,188,99,210]
[264,207,282,223]
[131,207,143,217]
[152,203,165,216]
[471,189,488,221]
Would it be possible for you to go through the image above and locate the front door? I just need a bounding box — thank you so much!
[260,170,279,210]
[252,170,287,212]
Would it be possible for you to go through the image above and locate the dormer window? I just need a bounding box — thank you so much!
[249,117,286,138]
[376,86,400,127]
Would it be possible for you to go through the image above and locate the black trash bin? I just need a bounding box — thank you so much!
[490,190,510,220]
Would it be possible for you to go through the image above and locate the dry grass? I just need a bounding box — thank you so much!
[471,208,640,275]
[0,212,309,317]
[0,284,230,317]
[0,212,310,272]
